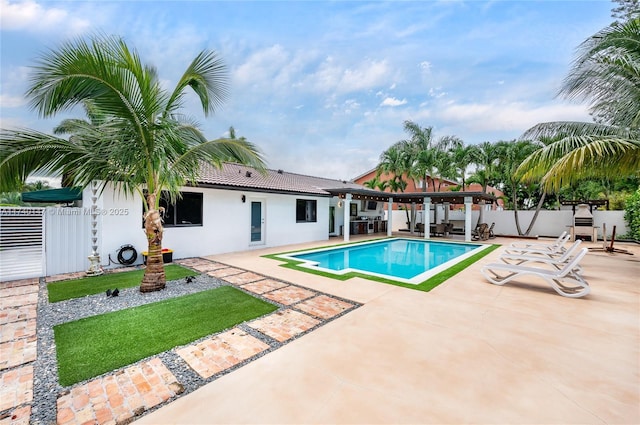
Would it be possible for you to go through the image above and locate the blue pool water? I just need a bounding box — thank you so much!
[284,238,487,284]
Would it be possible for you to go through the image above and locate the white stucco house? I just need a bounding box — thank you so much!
[90,162,375,268]
[1,162,498,280]
[88,161,499,270]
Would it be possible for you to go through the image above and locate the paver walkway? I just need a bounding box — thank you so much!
[0,278,38,425]
[0,258,359,425]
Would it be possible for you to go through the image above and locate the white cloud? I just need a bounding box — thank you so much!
[306,58,393,94]
[420,61,432,72]
[380,97,407,107]
[0,94,27,108]
[0,0,90,34]
[343,99,360,114]
[0,116,24,129]
[436,100,591,135]
[234,44,291,87]
[429,87,447,98]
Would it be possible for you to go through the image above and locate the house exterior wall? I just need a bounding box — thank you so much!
[95,183,338,269]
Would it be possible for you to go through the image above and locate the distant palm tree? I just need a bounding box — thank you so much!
[519,18,640,192]
[0,35,265,292]
[0,191,23,206]
[468,141,501,193]
[377,142,411,188]
[450,144,480,191]
[377,142,412,226]
[363,176,389,191]
[432,135,463,191]
[401,120,437,192]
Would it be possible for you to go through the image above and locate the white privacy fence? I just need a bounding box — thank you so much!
[45,208,91,277]
[0,208,45,281]
[0,207,90,282]
[390,208,629,238]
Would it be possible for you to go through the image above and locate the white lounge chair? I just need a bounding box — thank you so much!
[499,240,584,274]
[508,230,567,249]
[481,247,590,298]
[504,232,571,256]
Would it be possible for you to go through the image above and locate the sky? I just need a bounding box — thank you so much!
[0,0,615,182]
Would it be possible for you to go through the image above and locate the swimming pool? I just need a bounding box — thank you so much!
[279,238,491,284]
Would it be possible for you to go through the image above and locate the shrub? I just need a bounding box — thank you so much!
[623,187,640,240]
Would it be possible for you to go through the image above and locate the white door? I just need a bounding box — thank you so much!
[250,200,265,245]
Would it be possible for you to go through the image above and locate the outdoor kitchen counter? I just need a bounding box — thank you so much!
[350,220,387,235]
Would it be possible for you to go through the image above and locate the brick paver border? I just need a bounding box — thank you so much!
[176,327,270,379]
[56,358,183,425]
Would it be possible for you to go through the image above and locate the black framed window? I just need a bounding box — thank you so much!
[143,191,203,227]
[296,199,317,223]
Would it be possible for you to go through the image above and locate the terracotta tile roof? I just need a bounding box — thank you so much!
[197,162,364,196]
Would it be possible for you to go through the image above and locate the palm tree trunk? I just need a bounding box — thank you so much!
[512,186,524,236]
[140,193,166,292]
[404,205,411,232]
[523,192,546,236]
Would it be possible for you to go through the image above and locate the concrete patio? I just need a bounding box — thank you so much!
[136,236,640,424]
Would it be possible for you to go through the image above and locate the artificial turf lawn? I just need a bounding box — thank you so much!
[53,286,278,386]
[47,264,196,303]
[264,241,500,292]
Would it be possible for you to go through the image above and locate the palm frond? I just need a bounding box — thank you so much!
[522,121,638,140]
[165,50,229,117]
[518,135,640,191]
[561,18,640,128]
[0,128,97,191]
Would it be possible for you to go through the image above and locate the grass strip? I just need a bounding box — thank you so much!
[264,242,500,292]
[54,286,278,386]
[47,264,196,303]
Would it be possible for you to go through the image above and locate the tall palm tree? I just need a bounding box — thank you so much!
[450,144,480,191]
[518,18,640,192]
[495,140,543,235]
[0,35,265,292]
[401,120,438,192]
[377,142,413,226]
[468,141,500,193]
[432,135,463,191]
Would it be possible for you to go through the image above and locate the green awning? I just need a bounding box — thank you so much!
[21,187,83,203]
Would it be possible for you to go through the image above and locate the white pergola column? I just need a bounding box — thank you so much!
[464,196,473,242]
[423,197,431,239]
[343,193,352,242]
[478,200,485,225]
[387,197,393,237]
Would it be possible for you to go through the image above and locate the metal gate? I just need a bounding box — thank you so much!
[0,207,45,281]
